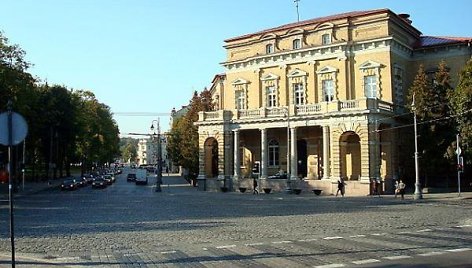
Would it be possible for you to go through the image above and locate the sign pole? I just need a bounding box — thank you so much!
[456,134,461,197]
[7,101,16,267]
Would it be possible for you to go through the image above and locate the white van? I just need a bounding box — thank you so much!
[135,169,148,185]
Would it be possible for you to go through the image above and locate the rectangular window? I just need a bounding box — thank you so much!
[293,39,301,49]
[293,83,304,106]
[322,34,331,45]
[322,79,334,102]
[364,75,377,98]
[267,86,276,107]
[266,44,274,54]
[268,142,279,166]
[235,90,246,109]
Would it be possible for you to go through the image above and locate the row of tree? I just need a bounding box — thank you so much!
[0,31,120,181]
[407,59,472,185]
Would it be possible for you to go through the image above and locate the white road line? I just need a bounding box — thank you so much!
[417,229,433,232]
[272,240,292,244]
[352,259,380,265]
[370,233,386,236]
[299,238,318,242]
[245,242,264,246]
[349,234,366,238]
[216,245,236,249]
[455,224,472,228]
[383,255,412,260]
[323,236,343,240]
[313,264,346,268]
[446,248,471,252]
[418,251,445,256]
[160,251,177,254]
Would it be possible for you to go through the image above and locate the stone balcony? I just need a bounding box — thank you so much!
[198,98,394,123]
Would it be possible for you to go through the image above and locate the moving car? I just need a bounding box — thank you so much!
[60,179,77,191]
[127,173,136,182]
[92,178,107,188]
[102,174,113,185]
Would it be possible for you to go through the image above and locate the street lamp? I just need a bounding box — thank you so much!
[412,94,422,200]
[150,119,162,192]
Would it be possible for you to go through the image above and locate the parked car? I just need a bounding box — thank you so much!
[60,179,77,191]
[127,173,136,182]
[92,178,107,189]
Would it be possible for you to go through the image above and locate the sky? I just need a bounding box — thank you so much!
[1,0,471,137]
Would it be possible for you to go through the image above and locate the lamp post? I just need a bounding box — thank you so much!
[412,94,422,200]
[150,119,162,192]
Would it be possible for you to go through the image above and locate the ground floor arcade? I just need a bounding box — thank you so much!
[197,116,400,196]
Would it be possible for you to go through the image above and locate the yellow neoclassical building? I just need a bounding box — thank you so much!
[196,9,472,195]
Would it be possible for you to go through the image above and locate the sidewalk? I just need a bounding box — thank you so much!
[0,179,63,199]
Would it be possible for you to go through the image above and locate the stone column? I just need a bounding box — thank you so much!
[233,129,241,181]
[290,127,298,180]
[322,125,330,180]
[260,128,268,179]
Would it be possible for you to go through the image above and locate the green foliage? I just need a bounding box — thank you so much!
[407,62,456,180]
[120,137,138,163]
[449,59,472,163]
[0,31,120,178]
[167,89,214,178]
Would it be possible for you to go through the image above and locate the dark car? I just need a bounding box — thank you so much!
[60,179,77,191]
[127,173,136,182]
[92,178,107,188]
[102,174,113,185]
[75,177,87,187]
[83,174,95,184]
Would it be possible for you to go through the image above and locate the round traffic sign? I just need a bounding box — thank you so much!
[0,112,28,146]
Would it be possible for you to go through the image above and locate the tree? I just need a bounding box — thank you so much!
[407,62,456,185]
[449,59,472,166]
[167,89,214,179]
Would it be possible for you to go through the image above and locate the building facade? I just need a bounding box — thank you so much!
[196,9,472,195]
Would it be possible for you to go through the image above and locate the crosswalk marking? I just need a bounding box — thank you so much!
[323,236,343,240]
[314,264,346,268]
[383,255,412,260]
[352,259,380,264]
[446,247,471,252]
[216,244,236,249]
[418,251,445,256]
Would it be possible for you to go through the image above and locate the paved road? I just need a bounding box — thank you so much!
[0,170,471,267]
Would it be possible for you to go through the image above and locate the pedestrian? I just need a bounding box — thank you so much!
[394,180,400,198]
[398,179,406,200]
[253,177,259,194]
[336,177,345,197]
[372,178,381,197]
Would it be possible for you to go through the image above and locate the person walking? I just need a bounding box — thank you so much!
[372,178,381,197]
[253,177,259,194]
[336,178,345,197]
[398,180,406,200]
[394,180,400,198]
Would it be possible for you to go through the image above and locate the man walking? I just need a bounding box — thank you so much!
[253,177,259,194]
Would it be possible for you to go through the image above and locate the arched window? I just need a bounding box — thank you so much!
[266,43,274,54]
[268,140,279,166]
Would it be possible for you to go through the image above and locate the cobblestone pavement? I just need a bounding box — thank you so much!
[0,172,471,267]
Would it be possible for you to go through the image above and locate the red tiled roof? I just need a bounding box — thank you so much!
[416,36,472,48]
[225,8,391,43]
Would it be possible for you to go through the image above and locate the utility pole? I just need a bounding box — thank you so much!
[294,0,300,22]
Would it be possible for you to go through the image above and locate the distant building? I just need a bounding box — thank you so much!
[196,9,472,195]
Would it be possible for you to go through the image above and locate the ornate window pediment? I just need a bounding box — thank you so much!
[261,33,277,40]
[316,66,337,74]
[260,73,279,81]
[287,68,308,78]
[232,78,249,86]
[315,22,334,31]
[359,60,382,70]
